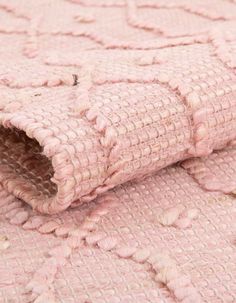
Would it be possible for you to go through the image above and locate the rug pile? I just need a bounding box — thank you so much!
[0,1,235,302]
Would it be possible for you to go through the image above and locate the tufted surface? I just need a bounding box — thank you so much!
[0,1,235,302]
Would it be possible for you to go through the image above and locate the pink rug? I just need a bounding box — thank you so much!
[0,0,235,302]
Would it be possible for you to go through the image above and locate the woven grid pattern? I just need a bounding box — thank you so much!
[0,1,235,213]
[0,0,235,302]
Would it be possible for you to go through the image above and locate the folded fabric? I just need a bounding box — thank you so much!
[0,1,235,302]
[0,22,235,214]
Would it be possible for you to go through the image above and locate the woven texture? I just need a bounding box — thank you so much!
[0,1,235,302]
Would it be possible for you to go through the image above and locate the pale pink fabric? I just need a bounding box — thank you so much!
[0,1,235,302]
